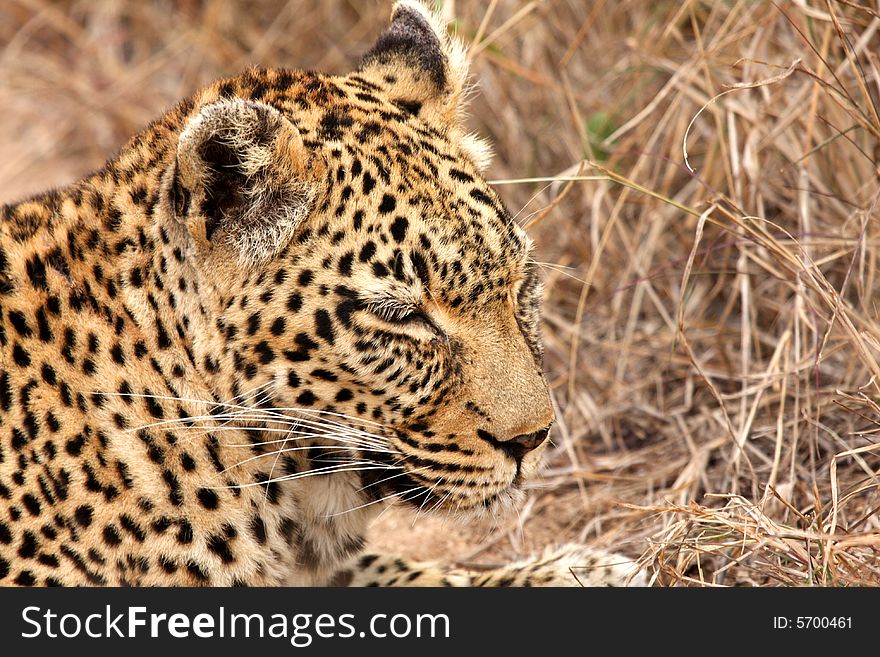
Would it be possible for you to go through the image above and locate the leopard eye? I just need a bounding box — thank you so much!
[384,308,440,334]
[366,301,441,335]
[387,309,429,325]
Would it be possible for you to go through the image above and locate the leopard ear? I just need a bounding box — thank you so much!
[357,0,470,130]
[173,98,321,265]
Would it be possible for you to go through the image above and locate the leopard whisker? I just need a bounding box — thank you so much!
[354,463,431,493]
[125,418,391,453]
[222,462,397,489]
[185,425,392,450]
[255,405,384,430]
[507,179,557,225]
[425,490,453,517]
[372,476,438,524]
[227,380,276,406]
[527,258,588,285]
[220,444,398,474]
[105,391,385,434]
[412,478,444,526]
[224,412,390,441]
[322,489,410,519]
[263,421,294,505]
[127,411,390,447]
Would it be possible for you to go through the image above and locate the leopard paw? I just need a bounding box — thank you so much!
[473,544,645,587]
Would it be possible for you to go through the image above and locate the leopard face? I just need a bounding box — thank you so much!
[168,4,554,516]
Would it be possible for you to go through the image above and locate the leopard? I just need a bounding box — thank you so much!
[0,1,643,587]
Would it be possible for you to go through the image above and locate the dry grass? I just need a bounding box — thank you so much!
[2,0,879,586]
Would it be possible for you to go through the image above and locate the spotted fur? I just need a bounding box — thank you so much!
[0,1,641,587]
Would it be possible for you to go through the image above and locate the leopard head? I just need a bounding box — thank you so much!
[164,1,553,516]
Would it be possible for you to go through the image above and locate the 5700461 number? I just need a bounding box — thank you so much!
[773,617,852,630]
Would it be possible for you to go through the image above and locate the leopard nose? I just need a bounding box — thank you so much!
[479,426,551,461]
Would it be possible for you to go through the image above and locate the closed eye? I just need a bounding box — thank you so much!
[366,301,442,337]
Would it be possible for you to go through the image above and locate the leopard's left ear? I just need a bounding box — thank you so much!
[171,98,323,266]
[357,1,469,130]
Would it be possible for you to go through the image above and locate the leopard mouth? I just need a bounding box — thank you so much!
[358,456,443,510]
[361,445,528,515]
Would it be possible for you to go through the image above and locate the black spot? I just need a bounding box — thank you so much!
[296,390,317,406]
[35,308,52,342]
[45,411,60,432]
[410,250,430,287]
[359,241,376,262]
[207,531,235,563]
[163,469,183,506]
[177,521,194,544]
[155,319,172,349]
[250,516,267,545]
[22,494,40,517]
[353,209,365,230]
[287,292,303,313]
[378,194,396,214]
[319,108,354,140]
[102,525,122,546]
[12,344,30,367]
[279,517,301,544]
[40,363,56,386]
[25,255,48,290]
[362,171,376,195]
[129,267,143,287]
[74,505,93,527]
[8,311,32,337]
[159,556,178,573]
[338,252,354,277]
[449,168,474,183]
[152,516,171,533]
[185,559,210,583]
[116,460,134,488]
[119,514,146,542]
[470,188,496,208]
[144,395,165,419]
[314,309,335,344]
[246,312,261,336]
[11,427,26,450]
[14,570,36,586]
[270,317,286,336]
[311,368,338,382]
[0,372,10,410]
[65,434,85,456]
[394,99,422,115]
[390,216,409,242]
[255,341,275,364]
[111,344,125,364]
[197,488,219,510]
